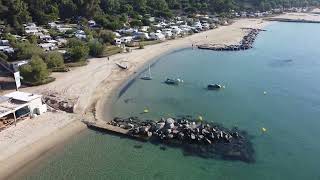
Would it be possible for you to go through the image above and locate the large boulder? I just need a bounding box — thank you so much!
[139,126,149,134]
[156,122,165,130]
[166,118,175,124]
[190,133,196,140]
[178,132,185,139]
[166,123,175,129]
[205,138,212,144]
[165,128,172,134]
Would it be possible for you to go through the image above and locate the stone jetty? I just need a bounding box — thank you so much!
[87,116,255,163]
[198,28,264,51]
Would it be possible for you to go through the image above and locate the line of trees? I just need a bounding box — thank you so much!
[1,0,319,33]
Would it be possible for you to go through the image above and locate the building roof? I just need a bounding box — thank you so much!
[0,100,26,118]
[0,96,9,104]
[0,91,44,118]
[4,91,42,102]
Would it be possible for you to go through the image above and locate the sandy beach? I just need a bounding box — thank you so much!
[267,11,320,22]
[0,18,272,179]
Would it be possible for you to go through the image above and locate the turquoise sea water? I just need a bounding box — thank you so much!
[20,22,320,180]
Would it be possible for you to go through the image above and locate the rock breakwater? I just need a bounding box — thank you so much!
[107,116,255,163]
[198,28,264,51]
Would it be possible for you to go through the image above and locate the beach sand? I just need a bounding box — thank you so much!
[0,18,271,179]
[269,12,320,22]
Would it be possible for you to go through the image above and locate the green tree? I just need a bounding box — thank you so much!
[67,38,89,61]
[77,0,102,17]
[130,19,143,27]
[97,29,115,44]
[88,40,104,57]
[27,35,38,44]
[0,0,31,33]
[44,51,65,69]
[101,0,120,14]
[58,0,78,19]
[25,0,59,25]
[20,55,49,83]
[14,42,44,60]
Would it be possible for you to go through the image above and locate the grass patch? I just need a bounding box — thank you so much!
[51,66,70,72]
[22,77,56,86]
[126,40,162,48]
[103,46,122,57]
[139,40,162,46]
[65,61,88,67]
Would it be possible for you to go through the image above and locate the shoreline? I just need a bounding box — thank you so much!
[95,47,192,123]
[0,120,87,180]
[0,18,272,179]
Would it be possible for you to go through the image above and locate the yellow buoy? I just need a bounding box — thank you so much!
[261,127,267,132]
[143,109,149,113]
[198,116,203,121]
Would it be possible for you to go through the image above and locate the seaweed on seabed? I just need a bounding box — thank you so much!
[152,128,255,163]
[112,116,256,163]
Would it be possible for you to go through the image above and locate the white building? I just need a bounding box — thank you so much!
[56,38,68,47]
[140,26,150,32]
[202,23,210,30]
[121,36,133,44]
[161,29,173,38]
[56,25,73,33]
[193,22,203,30]
[133,32,150,40]
[24,23,39,35]
[0,46,14,53]
[179,24,192,35]
[171,26,182,35]
[39,35,52,42]
[114,38,122,45]
[118,28,138,34]
[48,22,58,29]
[150,32,165,41]
[88,20,96,27]
[9,60,29,71]
[0,40,10,46]
[39,43,58,51]
[0,91,47,128]
[75,30,87,39]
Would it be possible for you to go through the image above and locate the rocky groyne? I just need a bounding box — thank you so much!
[103,116,255,163]
[198,28,264,51]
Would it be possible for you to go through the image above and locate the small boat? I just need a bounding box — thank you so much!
[116,63,128,70]
[165,78,180,85]
[141,65,152,80]
[207,84,222,90]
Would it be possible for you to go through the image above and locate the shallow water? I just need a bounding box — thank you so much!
[21,22,320,180]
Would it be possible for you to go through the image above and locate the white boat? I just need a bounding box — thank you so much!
[141,65,152,80]
[116,63,128,70]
